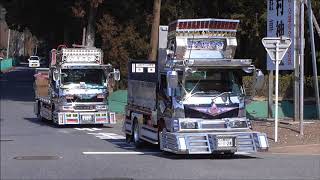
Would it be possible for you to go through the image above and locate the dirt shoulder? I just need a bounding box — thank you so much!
[252,120,320,155]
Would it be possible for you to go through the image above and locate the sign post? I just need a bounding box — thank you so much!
[267,0,298,122]
[262,36,291,142]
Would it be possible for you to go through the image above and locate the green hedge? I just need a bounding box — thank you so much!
[243,74,320,98]
[108,90,127,113]
[12,58,20,66]
[246,100,318,119]
[0,58,13,72]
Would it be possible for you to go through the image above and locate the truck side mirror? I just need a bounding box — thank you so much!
[167,71,178,89]
[113,69,120,81]
[254,69,264,90]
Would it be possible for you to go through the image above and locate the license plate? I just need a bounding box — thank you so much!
[81,115,93,121]
[217,138,233,147]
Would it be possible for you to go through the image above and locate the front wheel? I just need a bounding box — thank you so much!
[125,134,132,143]
[37,113,46,122]
[157,119,166,150]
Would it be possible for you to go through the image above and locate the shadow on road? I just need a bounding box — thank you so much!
[1,66,35,102]
[24,117,110,129]
[155,153,260,160]
[103,138,260,160]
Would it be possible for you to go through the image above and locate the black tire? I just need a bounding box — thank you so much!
[36,102,44,121]
[157,119,165,150]
[55,123,63,128]
[51,105,59,127]
[38,103,49,122]
[132,121,143,148]
[37,114,46,122]
[125,134,132,143]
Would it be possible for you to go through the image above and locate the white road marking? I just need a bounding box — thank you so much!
[74,128,102,132]
[91,128,102,131]
[234,152,251,155]
[122,146,136,149]
[87,132,125,139]
[82,151,160,155]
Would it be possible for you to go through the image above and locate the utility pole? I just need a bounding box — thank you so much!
[307,0,320,119]
[299,0,305,135]
[35,44,38,55]
[268,71,274,118]
[82,27,86,46]
[6,29,10,58]
[148,0,161,61]
[304,0,320,38]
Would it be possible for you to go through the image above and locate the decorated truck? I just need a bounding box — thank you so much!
[123,18,268,155]
[34,45,120,126]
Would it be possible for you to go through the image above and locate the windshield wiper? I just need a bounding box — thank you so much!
[206,90,220,94]
[182,78,203,101]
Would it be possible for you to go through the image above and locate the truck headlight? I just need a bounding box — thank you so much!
[62,106,73,111]
[174,108,185,118]
[97,94,105,99]
[172,119,179,132]
[228,120,247,128]
[180,121,198,129]
[96,105,107,110]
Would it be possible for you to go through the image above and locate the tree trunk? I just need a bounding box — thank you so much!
[86,5,97,47]
[148,0,161,61]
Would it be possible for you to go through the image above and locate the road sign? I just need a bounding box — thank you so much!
[262,37,292,61]
[267,0,297,70]
[262,36,291,143]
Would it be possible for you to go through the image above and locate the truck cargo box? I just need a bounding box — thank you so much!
[34,70,49,98]
[127,61,158,111]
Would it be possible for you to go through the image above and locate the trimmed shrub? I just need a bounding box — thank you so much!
[243,74,320,98]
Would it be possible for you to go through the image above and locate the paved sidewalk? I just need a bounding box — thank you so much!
[269,144,320,155]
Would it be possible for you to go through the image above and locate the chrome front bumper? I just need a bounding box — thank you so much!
[56,111,116,125]
[160,131,269,154]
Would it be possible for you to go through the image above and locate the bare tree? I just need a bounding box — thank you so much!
[86,0,100,47]
[148,0,161,61]
[72,0,103,47]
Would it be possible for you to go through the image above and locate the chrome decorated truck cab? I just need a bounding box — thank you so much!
[124,18,268,154]
[34,46,120,125]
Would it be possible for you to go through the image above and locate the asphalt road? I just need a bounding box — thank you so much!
[1,66,320,180]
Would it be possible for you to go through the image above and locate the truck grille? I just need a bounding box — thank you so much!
[186,135,211,154]
[74,105,95,110]
[201,123,226,129]
[67,95,103,103]
[184,105,239,119]
[236,133,256,152]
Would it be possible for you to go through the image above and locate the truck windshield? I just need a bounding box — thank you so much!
[183,70,241,95]
[61,69,106,87]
